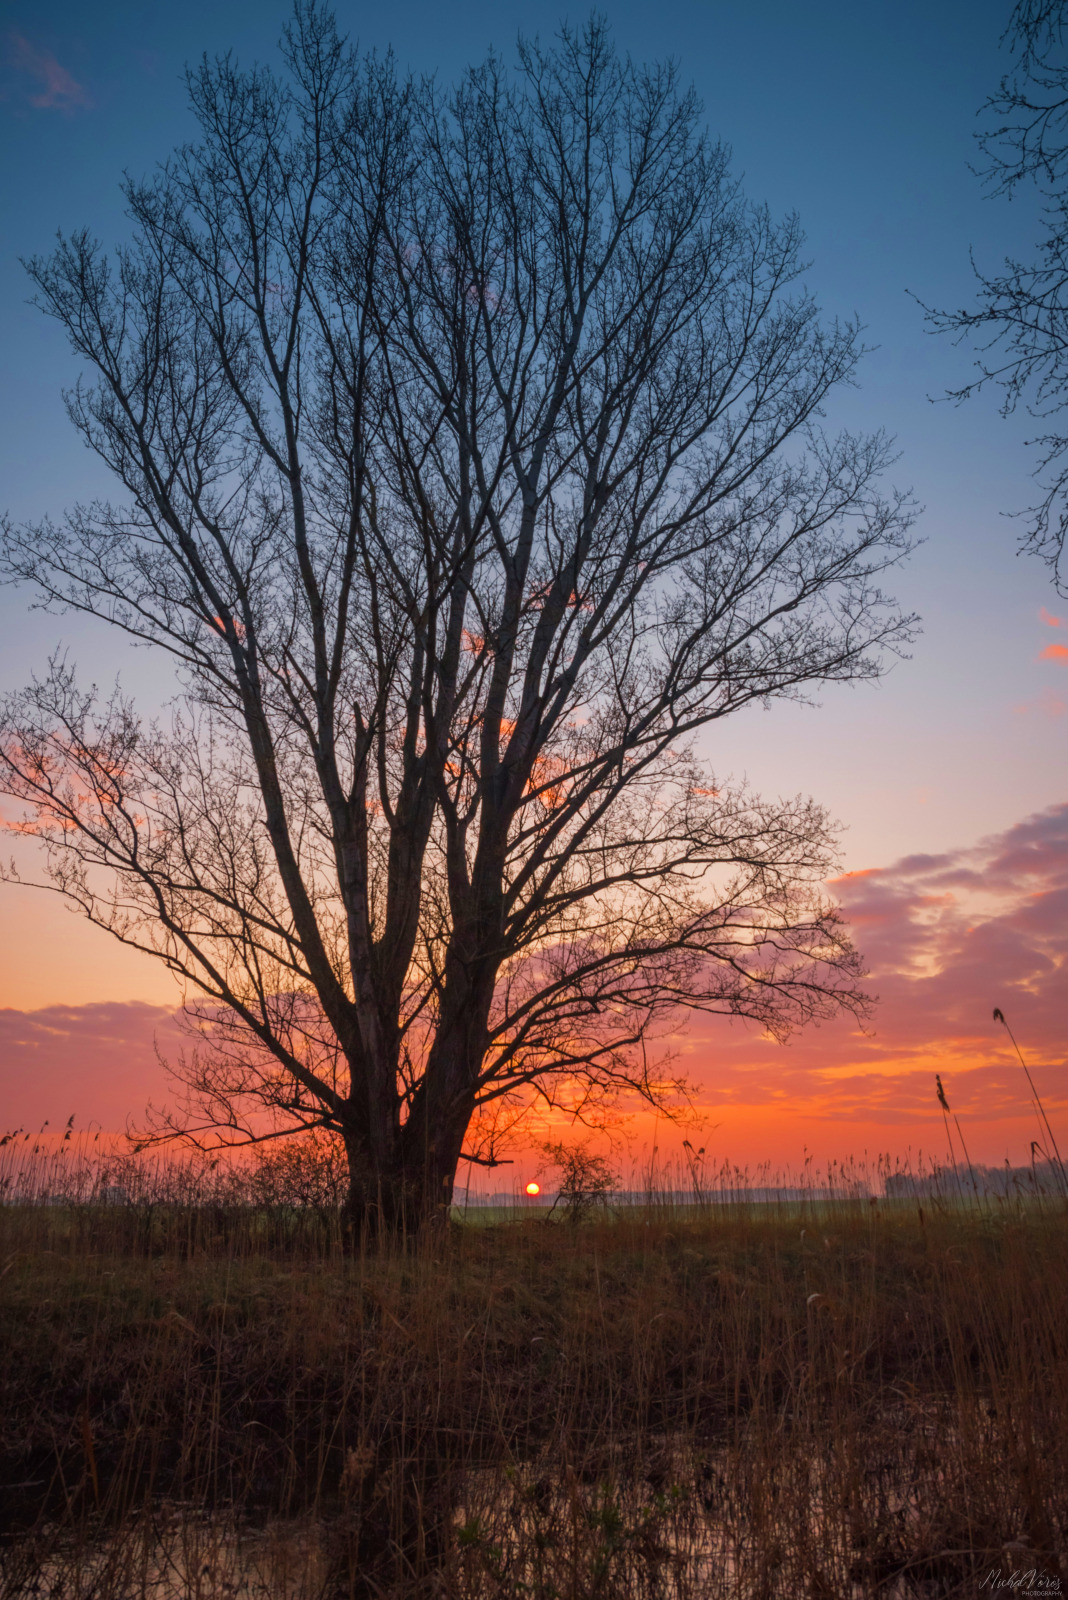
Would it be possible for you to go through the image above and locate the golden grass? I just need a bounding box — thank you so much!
[0,1187,1065,1597]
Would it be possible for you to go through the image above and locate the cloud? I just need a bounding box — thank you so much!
[1015,687,1068,718]
[676,803,1068,1162]
[7,32,92,113]
[1039,643,1068,662]
[1040,606,1064,627]
[0,1002,179,1132]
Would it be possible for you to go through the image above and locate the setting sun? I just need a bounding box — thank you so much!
[525,1182,540,1197]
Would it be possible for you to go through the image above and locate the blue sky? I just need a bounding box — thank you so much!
[1,0,1065,1010]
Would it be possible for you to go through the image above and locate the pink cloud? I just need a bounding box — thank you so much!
[7,32,92,113]
[1039,643,1068,662]
[675,803,1068,1164]
[0,1002,179,1133]
[1015,687,1068,718]
[1040,606,1064,627]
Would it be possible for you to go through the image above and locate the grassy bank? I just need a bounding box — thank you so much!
[1,1195,1065,1598]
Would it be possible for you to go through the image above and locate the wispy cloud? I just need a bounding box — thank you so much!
[675,804,1068,1160]
[1016,687,1068,718]
[1040,606,1064,628]
[1039,643,1068,662]
[7,32,92,113]
[0,1002,180,1132]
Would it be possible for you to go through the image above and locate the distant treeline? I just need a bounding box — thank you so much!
[885,1162,1065,1198]
[456,1186,871,1207]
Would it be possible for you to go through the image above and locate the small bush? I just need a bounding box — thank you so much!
[540,1139,617,1222]
[245,1128,350,1215]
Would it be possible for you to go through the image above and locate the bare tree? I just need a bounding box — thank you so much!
[925,0,1068,591]
[0,7,914,1230]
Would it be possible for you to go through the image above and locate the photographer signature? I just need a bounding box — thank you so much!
[979,1570,1061,1594]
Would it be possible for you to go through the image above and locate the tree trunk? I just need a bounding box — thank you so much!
[339,1111,469,1239]
[340,949,493,1238]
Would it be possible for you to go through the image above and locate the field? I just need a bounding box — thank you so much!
[0,1173,1066,1599]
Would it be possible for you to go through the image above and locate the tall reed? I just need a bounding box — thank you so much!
[1,1143,1065,1597]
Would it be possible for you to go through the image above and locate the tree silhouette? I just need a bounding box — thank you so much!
[0,6,914,1229]
[927,0,1068,591]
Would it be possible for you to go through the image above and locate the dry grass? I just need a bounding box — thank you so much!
[0,1172,1066,1598]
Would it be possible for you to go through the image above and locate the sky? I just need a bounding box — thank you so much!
[0,0,1064,1174]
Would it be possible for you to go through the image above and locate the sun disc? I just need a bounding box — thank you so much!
[525,1181,540,1196]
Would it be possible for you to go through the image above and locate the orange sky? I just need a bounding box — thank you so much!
[2,803,1064,1181]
